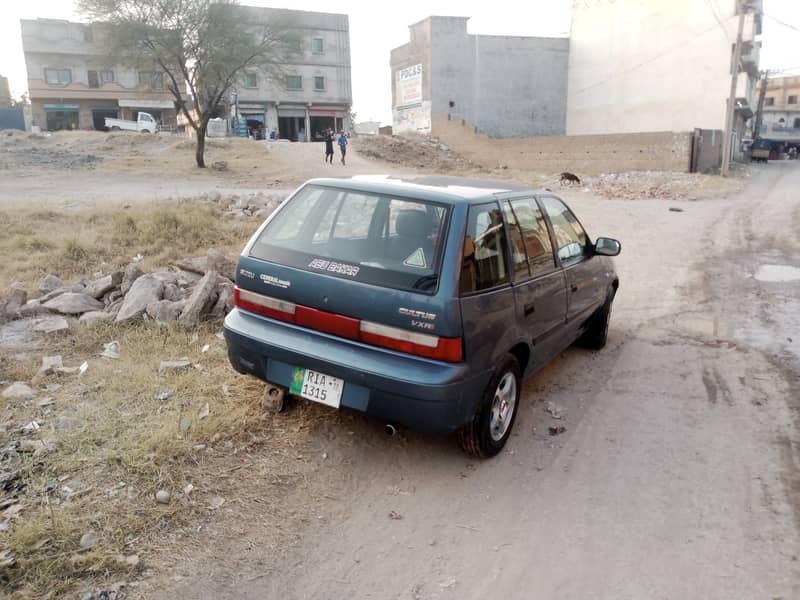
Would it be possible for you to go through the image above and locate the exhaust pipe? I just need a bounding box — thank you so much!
[384,423,397,436]
[262,383,286,413]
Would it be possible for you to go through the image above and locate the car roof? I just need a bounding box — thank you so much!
[304,175,537,204]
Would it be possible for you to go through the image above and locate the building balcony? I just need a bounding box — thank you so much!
[740,41,761,78]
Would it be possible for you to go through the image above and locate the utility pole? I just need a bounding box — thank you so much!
[752,69,770,140]
[721,0,747,177]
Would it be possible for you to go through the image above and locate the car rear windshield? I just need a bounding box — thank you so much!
[249,184,450,293]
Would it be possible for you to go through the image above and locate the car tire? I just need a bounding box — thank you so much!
[111,126,120,131]
[578,289,615,350]
[141,129,150,134]
[457,355,521,458]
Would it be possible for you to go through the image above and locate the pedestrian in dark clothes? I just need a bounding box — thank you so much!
[338,130,348,165]
[324,129,334,164]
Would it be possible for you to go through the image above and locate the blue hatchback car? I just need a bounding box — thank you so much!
[224,176,620,457]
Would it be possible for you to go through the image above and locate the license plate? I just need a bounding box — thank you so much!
[290,367,344,409]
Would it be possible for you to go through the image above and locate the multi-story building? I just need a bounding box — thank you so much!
[756,75,800,144]
[567,0,762,157]
[21,18,181,132]
[233,6,352,141]
[390,16,569,138]
[0,75,11,108]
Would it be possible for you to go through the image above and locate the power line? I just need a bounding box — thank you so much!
[764,13,800,34]
[704,0,731,41]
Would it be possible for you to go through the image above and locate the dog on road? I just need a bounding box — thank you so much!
[559,172,581,186]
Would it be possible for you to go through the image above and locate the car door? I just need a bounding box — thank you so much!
[538,195,607,331]
[459,202,518,374]
[502,198,568,373]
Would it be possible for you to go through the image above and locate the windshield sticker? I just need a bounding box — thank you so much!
[403,248,427,269]
[260,274,291,289]
[308,258,360,278]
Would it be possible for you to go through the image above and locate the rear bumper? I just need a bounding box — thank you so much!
[223,308,489,433]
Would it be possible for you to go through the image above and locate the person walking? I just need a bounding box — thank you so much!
[338,130,348,165]
[324,129,334,164]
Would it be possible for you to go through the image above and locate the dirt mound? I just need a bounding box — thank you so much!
[356,134,481,172]
[174,138,233,151]
[583,170,745,200]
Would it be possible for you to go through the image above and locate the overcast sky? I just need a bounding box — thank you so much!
[1,0,798,124]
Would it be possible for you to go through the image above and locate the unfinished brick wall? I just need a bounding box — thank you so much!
[431,115,694,174]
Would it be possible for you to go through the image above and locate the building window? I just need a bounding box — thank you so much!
[765,97,775,106]
[101,70,114,83]
[794,118,800,129]
[44,68,72,86]
[313,76,325,91]
[88,70,100,88]
[244,72,257,88]
[311,37,324,53]
[286,75,303,90]
[788,95,798,104]
[138,71,164,89]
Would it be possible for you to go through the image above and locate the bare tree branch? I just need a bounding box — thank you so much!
[77,0,296,167]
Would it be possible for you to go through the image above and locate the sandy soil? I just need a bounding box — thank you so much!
[138,163,800,599]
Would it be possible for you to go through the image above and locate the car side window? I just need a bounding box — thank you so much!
[539,196,589,266]
[460,203,510,294]
[501,202,529,280]
[508,199,556,276]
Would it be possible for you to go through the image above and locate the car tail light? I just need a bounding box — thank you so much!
[234,287,463,363]
[234,287,295,323]
[359,321,463,363]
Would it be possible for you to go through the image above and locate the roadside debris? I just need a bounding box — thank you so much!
[669,207,684,212]
[159,358,192,374]
[2,382,37,401]
[100,341,120,359]
[155,490,171,504]
[1,248,239,331]
[548,426,566,436]
[544,401,566,420]
[388,510,403,520]
[208,496,225,510]
[79,531,97,550]
[32,316,69,334]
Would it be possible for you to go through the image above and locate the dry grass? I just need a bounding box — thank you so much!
[1,320,328,598]
[0,198,327,597]
[0,202,255,292]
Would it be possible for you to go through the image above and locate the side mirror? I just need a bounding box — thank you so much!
[594,237,621,256]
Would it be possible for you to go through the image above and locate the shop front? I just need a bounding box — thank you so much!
[309,109,346,140]
[277,107,307,142]
[43,103,80,131]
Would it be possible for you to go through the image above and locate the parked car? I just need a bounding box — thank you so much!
[224,176,621,457]
[104,111,159,133]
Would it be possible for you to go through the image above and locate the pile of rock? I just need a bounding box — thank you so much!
[0,249,237,329]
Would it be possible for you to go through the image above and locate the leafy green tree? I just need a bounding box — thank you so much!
[78,0,296,167]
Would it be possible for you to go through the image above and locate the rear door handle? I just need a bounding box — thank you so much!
[524,302,535,316]
[570,284,578,292]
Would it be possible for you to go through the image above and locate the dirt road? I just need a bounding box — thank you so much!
[147,161,800,600]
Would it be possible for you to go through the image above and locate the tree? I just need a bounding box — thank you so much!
[77,0,297,167]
